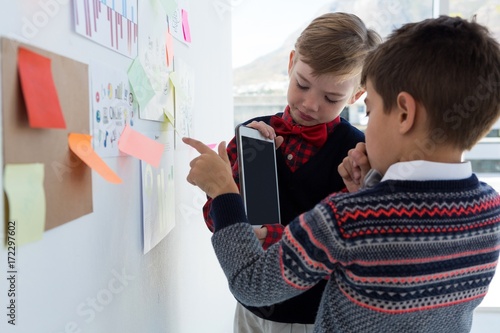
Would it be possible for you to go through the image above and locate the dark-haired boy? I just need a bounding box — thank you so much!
[184,15,500,333]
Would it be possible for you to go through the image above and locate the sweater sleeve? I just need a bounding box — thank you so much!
[211,193,341,307]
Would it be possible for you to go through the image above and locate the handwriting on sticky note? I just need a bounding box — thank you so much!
[68,133,122,184]
[4,163,46,245]
[118,125,164,168]
[181,9,191,43]
[17,47,66,129]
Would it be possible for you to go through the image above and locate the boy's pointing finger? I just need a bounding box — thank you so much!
[182,137,212,154]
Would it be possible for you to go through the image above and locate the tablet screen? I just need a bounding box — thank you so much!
[240,135,281,225]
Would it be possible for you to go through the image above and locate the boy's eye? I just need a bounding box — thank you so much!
[296,81,308,90]
[326,97,339,104]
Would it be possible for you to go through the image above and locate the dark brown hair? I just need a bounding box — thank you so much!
[362,15,500,150]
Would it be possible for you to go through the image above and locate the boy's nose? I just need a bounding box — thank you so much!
[302,97,320,113]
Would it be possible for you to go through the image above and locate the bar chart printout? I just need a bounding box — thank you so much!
[74,0,139,58]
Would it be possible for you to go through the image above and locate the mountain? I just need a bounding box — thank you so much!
[233,0,490,96]
[232,27,299,96]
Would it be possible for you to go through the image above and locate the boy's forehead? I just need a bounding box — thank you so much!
[294,60,359,88]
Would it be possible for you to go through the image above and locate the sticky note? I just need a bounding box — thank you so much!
[181,9,191,43]
[207,143,217,150]
[159,0,178,16]
[166,31,174,67]
[127,57,155,109]
[4,163,46,246]
[164,108,175,125]
[68,133,122,184]
[169,71,187,102]
[17,47,66,129]
[118,125,164,168]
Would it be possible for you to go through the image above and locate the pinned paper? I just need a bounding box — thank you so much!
[4,163,46,246]
[17,47,66,129]
[166,31,174,67]
[127,57,155,109]
[68,133,122,184]
[181,9,191,43]
[118,125,164,168]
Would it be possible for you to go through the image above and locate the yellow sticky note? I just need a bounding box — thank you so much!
[169,71,187,102]
[4,163,46,246]
[164,109,175,125]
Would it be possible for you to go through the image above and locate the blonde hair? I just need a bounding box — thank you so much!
[295,12,381,79]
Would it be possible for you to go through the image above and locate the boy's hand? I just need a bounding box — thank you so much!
[338,142,371,192]
[247,121,284,149]
[253,227,268,245]
[183,137,239,198]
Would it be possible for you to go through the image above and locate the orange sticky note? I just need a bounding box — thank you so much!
[181,9,191,43]
[166,31,174,67]
[118,125,164,168]
[17,47,66,129]
[68,133,122,184]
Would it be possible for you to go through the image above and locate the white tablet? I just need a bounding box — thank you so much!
[236,124,281,227]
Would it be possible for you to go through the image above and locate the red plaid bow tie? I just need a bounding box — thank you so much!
[270,116,328,147]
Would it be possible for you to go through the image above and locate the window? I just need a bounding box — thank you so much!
[231,0,500,307]
[232,0,433,126]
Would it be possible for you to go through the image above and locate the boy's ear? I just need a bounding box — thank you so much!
[396,92,417,134]
[288,50,296,75]
[348,88,365,104]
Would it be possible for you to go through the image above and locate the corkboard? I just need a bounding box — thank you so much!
[1,37,93,230]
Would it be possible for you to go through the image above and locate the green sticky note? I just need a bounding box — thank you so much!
[4,163,46,246]
[159,0,178,16]
[128,57,155,110]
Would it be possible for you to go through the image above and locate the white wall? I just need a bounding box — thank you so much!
[0,1,236,332]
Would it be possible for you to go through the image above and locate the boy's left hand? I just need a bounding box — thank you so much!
[247,121,284,149]
[338,142,371,192]
[183,137,239,198]
[254,227,268,245]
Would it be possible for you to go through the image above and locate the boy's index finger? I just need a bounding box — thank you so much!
[182,137,213,154]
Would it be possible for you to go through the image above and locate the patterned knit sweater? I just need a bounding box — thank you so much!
[211,175,500,333]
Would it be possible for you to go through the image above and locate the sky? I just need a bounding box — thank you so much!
[231,0,333,68]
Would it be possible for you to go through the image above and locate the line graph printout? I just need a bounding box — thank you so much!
[74,0,138,58]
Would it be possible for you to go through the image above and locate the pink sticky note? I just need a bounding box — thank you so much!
[207,143,217,150]
[17,47,66,129]
[68,133,122,184]
[166,31,174,67]
[181,9,192,43]
[118,125,164,168]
